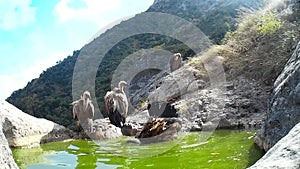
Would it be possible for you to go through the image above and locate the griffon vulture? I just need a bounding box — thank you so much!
[170,53,182,72]
[104,81,128,128]
[71,91,94,131]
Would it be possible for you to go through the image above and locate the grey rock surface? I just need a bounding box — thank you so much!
[256,41,300,151]
[180,77,267,131]
[88,118,123,140]
[248,122,300,169]
[0,100,73,148]
[130,64,267,132]
[0,122,19,169]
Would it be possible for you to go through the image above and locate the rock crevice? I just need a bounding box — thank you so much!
[256,41,300,151]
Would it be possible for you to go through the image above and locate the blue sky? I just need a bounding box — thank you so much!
[0,0,154,100]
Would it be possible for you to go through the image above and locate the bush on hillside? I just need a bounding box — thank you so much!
[257,12,282,35]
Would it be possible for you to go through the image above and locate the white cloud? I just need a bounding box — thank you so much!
[53,0,121,24]
[0,29,72,100]
[0,52,68,100]
[0,0,36,30]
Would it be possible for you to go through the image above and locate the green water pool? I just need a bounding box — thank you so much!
[12,130,264,169]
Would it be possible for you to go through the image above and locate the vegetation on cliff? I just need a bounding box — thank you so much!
[190,0,300,88]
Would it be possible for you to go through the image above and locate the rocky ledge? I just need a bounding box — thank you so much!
[130,63,268,132]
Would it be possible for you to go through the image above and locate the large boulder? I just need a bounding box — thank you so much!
[255,41,300,151]
[88,118,123,140]
[0,100,74,148]
[0,122,19,169]
[248,122,300,169]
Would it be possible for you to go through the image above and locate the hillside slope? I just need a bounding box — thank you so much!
[148,0,263,44]
[7,0,264,127]
[130,0,300,132]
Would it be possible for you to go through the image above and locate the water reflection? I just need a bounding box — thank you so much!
[13,130,264,169]
[12,146,52,169]
[12,142,77,169]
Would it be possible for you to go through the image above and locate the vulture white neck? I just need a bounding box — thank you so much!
[119,84,125,93]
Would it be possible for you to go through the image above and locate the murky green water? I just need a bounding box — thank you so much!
[12,130,263,169]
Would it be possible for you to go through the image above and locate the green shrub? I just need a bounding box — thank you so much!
[257,12,282,35]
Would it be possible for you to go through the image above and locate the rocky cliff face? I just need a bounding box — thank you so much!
[131,64,267,132]
[255,41,300,151]
[135,0,300,133]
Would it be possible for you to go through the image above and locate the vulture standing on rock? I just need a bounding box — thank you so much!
[71,91,94,131]
[170,53,182,72]
[104,81,128,128]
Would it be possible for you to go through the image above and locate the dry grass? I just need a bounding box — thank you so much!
[188,45,237,80]
[188,2,300,86]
